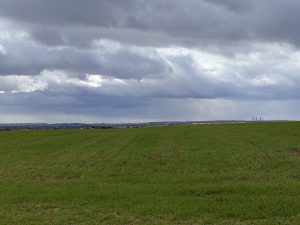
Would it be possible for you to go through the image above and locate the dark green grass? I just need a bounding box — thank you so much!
[0,122,300,224]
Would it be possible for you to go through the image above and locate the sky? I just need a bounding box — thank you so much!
[1,0,300,123]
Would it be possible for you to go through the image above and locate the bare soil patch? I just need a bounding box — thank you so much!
[294,149,300,157]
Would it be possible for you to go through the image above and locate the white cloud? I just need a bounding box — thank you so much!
[0,75,47,93]
[0,43,6,54]
[0,19,29,41]
[92,39,123,54]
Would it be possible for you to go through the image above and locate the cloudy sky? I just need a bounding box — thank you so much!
[1,0,300,123]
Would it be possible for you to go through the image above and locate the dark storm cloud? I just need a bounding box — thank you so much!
[1,0,300,48]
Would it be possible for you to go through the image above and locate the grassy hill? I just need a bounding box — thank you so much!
[0,122,300,224]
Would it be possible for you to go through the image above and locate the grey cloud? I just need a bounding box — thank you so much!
[2,90,300,123]
[1,0,300,48]
[30,28,66,46]
[203,0,254,13]
[0,40,168,78]
[2,41,300,101]
[1,0,300,122]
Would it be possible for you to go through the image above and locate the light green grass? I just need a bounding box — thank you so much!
[0,122,300,224]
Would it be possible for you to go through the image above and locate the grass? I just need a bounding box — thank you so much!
[0,122,300,224]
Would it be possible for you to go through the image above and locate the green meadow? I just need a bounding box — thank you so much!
[0,122,300,224]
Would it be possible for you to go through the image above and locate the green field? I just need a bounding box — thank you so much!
[0,123,300,224]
